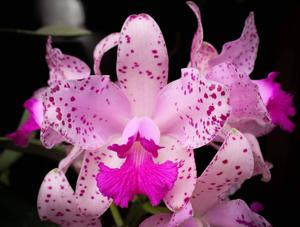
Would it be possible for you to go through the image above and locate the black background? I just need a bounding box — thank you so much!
[0,0,299,226]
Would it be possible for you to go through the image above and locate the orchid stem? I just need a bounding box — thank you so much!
[141,202,169,214]
[110,203,124,227]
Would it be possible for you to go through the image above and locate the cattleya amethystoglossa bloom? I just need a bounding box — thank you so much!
[140,129,272,227]
[39,13,231,219]
[187,1,295,136]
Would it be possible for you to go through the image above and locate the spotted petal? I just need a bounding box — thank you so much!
[187,1,218,75]
[46,37,90,85]
[157,136,196,211]
[41,76,131,149]
[191,129,254,216]
[209,12,259,76]
[74,148,123,217]
[203,199,272,227]
[244,133,272,182]
[139,213,171,227]
[37,168,102,227]
[140,202,193,227]
[93,33,120,75]
[207,62,274,136]
[153,68,230,149]
[117,14,168,116]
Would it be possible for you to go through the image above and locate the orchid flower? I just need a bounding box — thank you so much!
[40,13,231,213]
[140,129,272,227]
[187,1,295,137]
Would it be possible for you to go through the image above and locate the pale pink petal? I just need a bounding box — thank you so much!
[253,72,296,132]
[180,217,206,227]
[117,14,168,116]
[187,1,203,66]
[37,168,101,227]
[244,133,272,182]
[156,136,196,211]
[168,202,193,226]
[153,68,230,149]
[187,1,218,74]
[140,203,195,227]
[41,127,64,148]
[41,76,131,149]
[139,214,172,227]
[58,146,84,173]
[207,62,274,136]
[74,149,122,217]
[209,12,259,76]
[93,33,120,75]
[191,129,254,216]
[64,145,84,173]
[228,79,274,136]
[121,117,161,144]
[190,42,218,75]
[46,37,90,84]
[203,199,272,227]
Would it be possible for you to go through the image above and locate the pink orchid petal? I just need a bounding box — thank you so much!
[139,214,172,227]
[191,129,254,216]
[58,146,84,173]
[156,136,196,211]
[93,33,120,75]
[168,202,194,226]
[46,37,90,84]
[37,168,101,227]
[64,145,84,173]
[6,97,43,147]
[186,1,203,66]
[209,12,259,76]
[154,68,230,149]
[244,133,272,182]
[203,199,272,227]
[186,1,218,74]
[117,14,168,116]
[41,127,65,149]
[229,79,274,136]
[253,72,296,132]
[41,76,131,149]
[140,203,196,227]
[74,149,122,217]
[190,41,218,75]
[207,62,274,136]
[181,217,207,227]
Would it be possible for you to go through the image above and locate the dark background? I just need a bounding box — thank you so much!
[0,0,299,226]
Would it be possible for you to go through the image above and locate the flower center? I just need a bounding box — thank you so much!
[96,117,178,207]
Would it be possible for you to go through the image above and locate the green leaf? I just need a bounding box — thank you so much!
[35,25,91,36]
[0,25,91,37]
[0,137,65,163]
[0,110,29,171]
[0,169,10,185]
[0,149,22,172]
